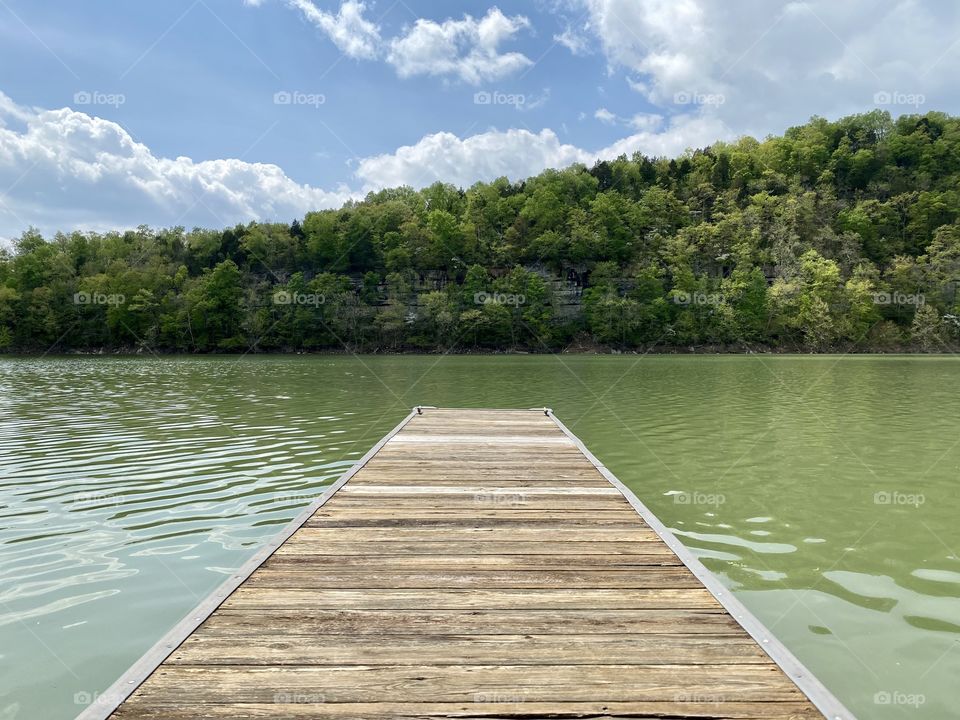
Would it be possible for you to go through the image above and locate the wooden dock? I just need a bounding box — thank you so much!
[83,407,851,720]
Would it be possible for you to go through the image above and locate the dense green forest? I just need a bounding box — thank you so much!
[3,110,960,354]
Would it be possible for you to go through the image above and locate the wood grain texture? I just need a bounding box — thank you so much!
[167,634,769,666]
[198,608,745,636]
[106,408,827,720]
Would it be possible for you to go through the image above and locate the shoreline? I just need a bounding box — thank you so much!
[2,344,957,357]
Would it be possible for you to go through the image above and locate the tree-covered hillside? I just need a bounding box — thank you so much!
[3,110,960,353]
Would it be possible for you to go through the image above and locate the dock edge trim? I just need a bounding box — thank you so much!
[546,410,854,720]
[75,407,420,720]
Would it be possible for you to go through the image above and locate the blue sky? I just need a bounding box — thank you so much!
[1,0,959,239]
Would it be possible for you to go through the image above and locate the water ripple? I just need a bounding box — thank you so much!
[2,355,960,720]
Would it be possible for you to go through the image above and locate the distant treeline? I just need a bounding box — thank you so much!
[3,110,960,354]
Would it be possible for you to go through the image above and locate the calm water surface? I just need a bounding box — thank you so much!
[1,355,958,719]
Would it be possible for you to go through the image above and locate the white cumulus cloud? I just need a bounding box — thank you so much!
[284,0,381,60]
[355,128,587,191]
[594,107,617,124]
[0,93,356,238]
[387,7,533,84]
[250,2,535,83]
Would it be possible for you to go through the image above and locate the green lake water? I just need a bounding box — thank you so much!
[1,354,958,719]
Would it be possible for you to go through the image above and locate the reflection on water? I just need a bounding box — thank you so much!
[1,355,958,719]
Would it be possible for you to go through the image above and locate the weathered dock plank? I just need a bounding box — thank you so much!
[83,407,852,720]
